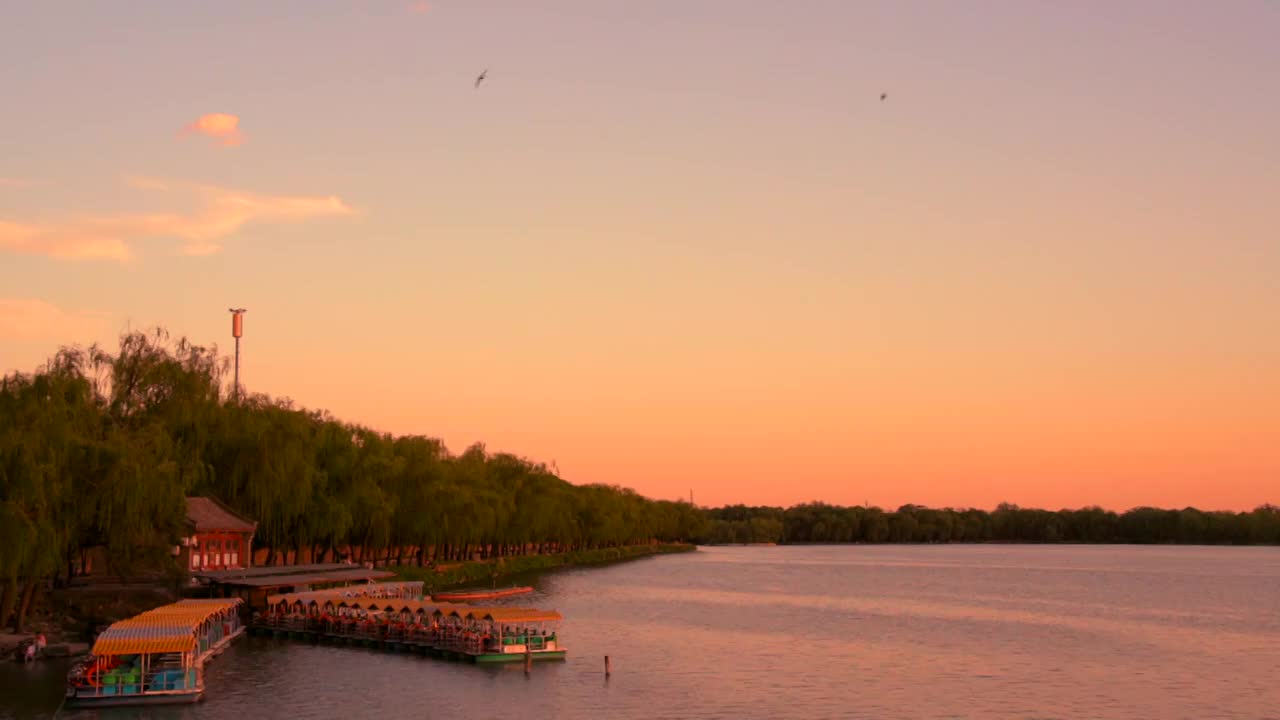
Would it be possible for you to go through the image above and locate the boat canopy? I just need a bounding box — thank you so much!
[356,598,446,614]
[260,588,560,624]
[353,599,465,614]
[265,580,424,608]
[92,624,201,655]
[439,607,475,619]
[475,609,562,624]
[264,594,466,616]
[91,599,243,656]
[435,606,561,623]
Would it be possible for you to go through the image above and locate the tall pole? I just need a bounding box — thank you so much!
[229,308,246,400]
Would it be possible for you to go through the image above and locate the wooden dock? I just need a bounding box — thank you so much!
[250,591,566,664]
[247,621,566,664]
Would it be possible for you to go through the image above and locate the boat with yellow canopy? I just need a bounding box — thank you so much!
[65,598,245,707]
[436,606,566,663]
[251,585,567,664]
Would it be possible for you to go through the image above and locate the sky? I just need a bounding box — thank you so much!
[1,1,1277,511]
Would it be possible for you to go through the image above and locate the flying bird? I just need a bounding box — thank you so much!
[880,92,888,102]
[475,69,488,89]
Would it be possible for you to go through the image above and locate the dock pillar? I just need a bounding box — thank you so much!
[524,650,532,675]
[605,655,612,677]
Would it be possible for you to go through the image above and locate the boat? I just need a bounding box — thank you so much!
[249,584,567,665]
[444,607,566,663]
[431,586,534,602]
[65,598,245,708]
[431,607,566,663]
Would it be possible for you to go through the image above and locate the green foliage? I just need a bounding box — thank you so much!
[3,325,1276,629]
[700,502,1280,545]
[1,340,191,584]
[389,544,695,589]
[0,329,704,611]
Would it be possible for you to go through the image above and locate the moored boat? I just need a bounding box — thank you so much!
[65,598,244,708]
[438,607,566,663]
[250,585,568,665]
[431,586,534,602]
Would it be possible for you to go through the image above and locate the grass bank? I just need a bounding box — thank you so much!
[388,543,695,591]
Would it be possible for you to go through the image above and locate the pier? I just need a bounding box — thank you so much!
[191,562,399,610]
[250,584,566,664]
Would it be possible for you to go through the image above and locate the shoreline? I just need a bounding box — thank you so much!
[701,540,1280,548]
[386,543,696,591]
[0,635,90,664]
[2,544,694,660]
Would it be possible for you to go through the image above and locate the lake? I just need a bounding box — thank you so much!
[3,545,1279,719]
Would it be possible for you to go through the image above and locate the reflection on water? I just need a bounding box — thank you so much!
[3,545,1279,719]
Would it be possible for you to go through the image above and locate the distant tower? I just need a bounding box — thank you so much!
[229,308,246,400]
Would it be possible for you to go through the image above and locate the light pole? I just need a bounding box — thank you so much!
[229,308,246,400]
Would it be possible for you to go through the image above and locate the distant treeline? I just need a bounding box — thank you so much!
[0,330,704,631]
[4,329,1277,635]
[700,503,1280,546]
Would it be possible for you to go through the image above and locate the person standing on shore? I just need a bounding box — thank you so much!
[35,633,46,657]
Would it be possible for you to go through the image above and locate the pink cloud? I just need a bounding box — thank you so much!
[182,241,224,256]
[182,113,245,147]
[0,177,46,189]
[0,177,355,261]
[0,297,109,342]
[0,220,131,261]
[409,1,430,14]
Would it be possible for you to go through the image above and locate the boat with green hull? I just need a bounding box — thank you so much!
[473,649,567,663]
[444,608,566,663]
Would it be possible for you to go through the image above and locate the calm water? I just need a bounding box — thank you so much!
[3,545,1279,719]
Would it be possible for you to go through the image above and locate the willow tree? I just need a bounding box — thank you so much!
[386,434,447,565]
[1,343,182,628]
[5,326,711,610]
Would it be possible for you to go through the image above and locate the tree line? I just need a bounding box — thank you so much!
[701,502,1280,545]
[0,330,704,631]
[3,329,1276,632]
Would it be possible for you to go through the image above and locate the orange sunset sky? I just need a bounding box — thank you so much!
[1,1,1276,511]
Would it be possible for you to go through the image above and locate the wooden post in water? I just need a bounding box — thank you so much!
[605,655,612,677]
[524,649,532,674]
